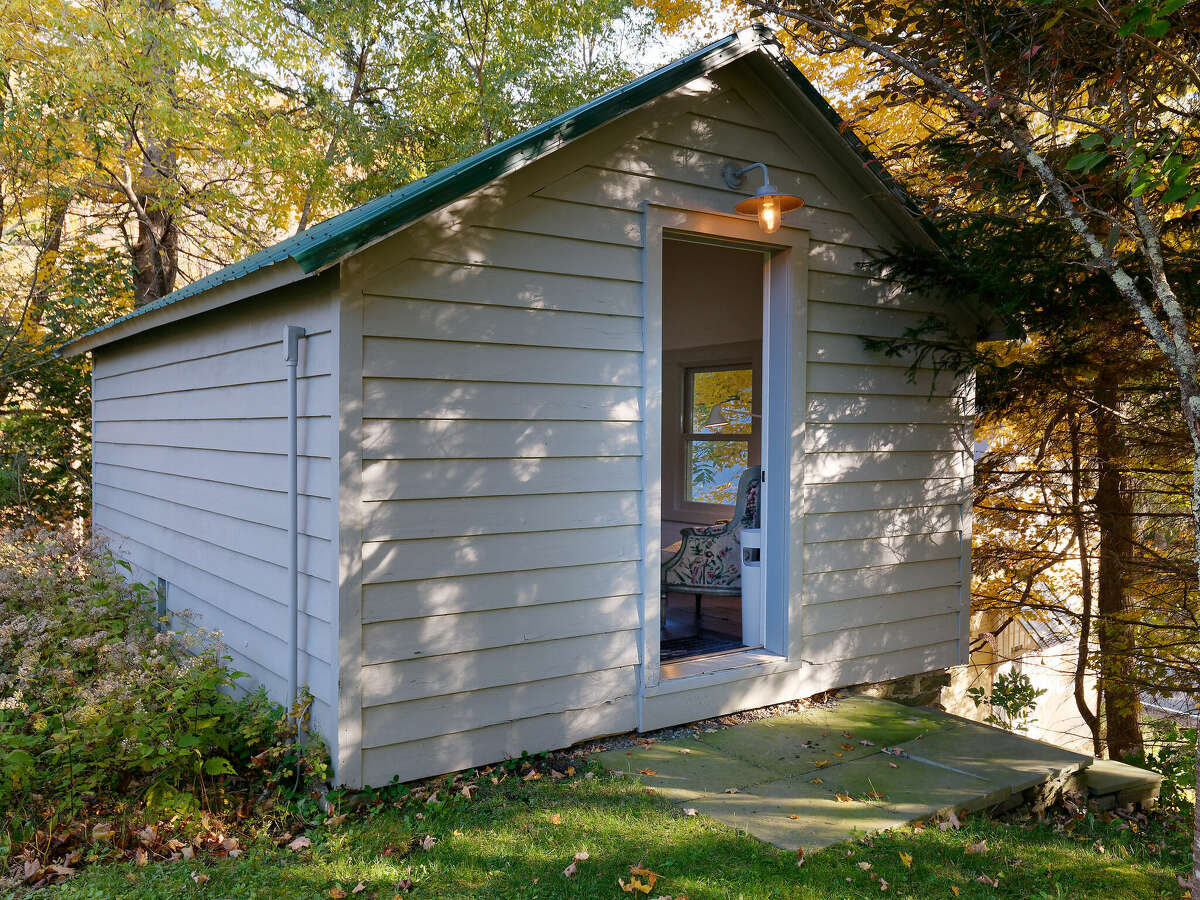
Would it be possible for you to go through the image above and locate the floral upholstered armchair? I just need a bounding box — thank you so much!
[661,466,761,618]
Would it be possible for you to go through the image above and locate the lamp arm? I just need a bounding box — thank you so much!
[722,161,772,190]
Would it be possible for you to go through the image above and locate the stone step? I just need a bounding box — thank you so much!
[1082,758,1163,810]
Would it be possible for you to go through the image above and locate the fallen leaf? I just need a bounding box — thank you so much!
[866,789,885,800]
[810,777,824,784]
[566,766,576,775]
[683,808,697,816]
[523,770,542,781]
[898,851,913,868]
[585,771,594,780]
[191,872,209,886]
[835,793,853,803]
[325,814,347,827]
[637,769,658,776]
[220,837,240,853]
[421,834,436,851]
[723,787,740,794]
[181,845,195,860]
[834,751,844,758]
[92,823,115,842]
[814,760,830,768]
[965,839,987,855]
[550,769,565,779]
[563,862,578,878]
[788,814,799,820]
[550,813,562,825]
[678,748,692,754]
[137,825,157,846]
[460,785,475,799]
[842,731,853,738]
[288,835,312,851]
[951,887,960,897]
[134,848,148,867]
[887,762,899,769]
[879,877,889,891]
[329,889,347,899]
[859,739,875,746]
[352,883,367,894]
[840,743,855,751]
[858,861,872,870]
[396,877,414,893]
[574,851,590,861]
[976,874,999,887]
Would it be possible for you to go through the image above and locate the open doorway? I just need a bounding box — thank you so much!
[659,237,765,663]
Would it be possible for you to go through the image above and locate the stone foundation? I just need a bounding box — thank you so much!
[850,669,952,708]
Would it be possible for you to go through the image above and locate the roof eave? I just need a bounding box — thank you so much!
[57,257,309,357]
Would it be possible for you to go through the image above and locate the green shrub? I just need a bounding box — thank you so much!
[1126,717,1197,814]
[967,669,1048,733]
[0,524,329,853]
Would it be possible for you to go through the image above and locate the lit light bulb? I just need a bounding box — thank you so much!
[757,195,781,234]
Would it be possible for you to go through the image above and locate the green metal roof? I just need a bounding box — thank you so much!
[65,24,934,350]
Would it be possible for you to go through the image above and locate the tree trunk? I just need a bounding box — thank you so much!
[132,0,179,308]
[1091,361,1143,759]
[1067,407,1102,755]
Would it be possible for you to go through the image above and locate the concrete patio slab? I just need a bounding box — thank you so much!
[591,695,1095,852]
[693,696,953,777]
[596,738,774,801]
[685,776,909,852]
[891,723,1091,793]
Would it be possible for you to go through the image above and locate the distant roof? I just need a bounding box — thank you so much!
[61,24,933,356]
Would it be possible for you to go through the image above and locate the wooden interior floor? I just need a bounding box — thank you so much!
[661,592,744,662]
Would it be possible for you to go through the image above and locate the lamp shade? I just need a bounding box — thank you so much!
[704,403,730,428]
[734,187,804,234]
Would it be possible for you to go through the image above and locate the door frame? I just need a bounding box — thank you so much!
[639,203,808,695]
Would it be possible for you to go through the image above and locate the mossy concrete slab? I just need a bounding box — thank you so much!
[1084,758,1162,806]
[685,776,913,851]
[892,723,1092,793]
[590,739,775,801]
[591,696,1095,852]
[817,753,1010,818]
[694,697,951,776]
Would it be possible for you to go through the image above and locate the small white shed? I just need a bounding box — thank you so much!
[62,27,978,789]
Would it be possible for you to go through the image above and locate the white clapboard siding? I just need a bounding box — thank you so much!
[361,629,641,706]
[802,478,966,514]
[807,362,956,398]
[804,423,970,455]
[363,379,642,423]
[94,417,333,458]
[362,561,641,620]
[362,697,637,786]
[364,296,643,351]
[807,393,970,425]
[91,286,338,760]
[362,595,638,664]
[803,613,961,665]
[804,586,962,635]
[803,531,963,575]
[362,525,641,584]
[804,504,961,544]
[363,419,641,461]
[363,491,641,541]
[366,260,643,316]
[92,331,336,400]
[805,450,967,484]
[805,557,964,605]
[805,332,934,370]
[362,456,643,502]
[363,666,637,747]
[93,483,331,574]
[364,337,642,387]
[94,375,334,422]
[425,227,643,282]
[93,443,332,499]
[494,196,645,247]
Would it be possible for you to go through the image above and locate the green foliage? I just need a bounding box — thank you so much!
[0,525,330,854]
[1126,718,1197,814]
[967,670,1047,733]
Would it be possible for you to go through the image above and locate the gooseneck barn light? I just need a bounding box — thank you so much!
[722,162,803,234]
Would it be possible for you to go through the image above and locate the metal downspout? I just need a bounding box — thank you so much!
[284,325,306,721]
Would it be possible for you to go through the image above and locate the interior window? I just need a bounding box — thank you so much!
[684,366,753,504]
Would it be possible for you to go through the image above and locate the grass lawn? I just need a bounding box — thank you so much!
[25,762,1189,900]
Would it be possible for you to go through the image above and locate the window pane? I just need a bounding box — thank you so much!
[686,439,749,504]
[690,368,753,434]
